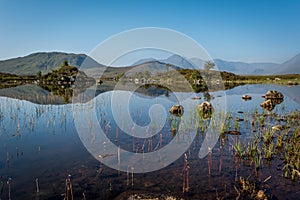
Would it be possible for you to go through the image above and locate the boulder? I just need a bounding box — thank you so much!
[198,101,213,119]
[242,95,252,100]
[288,81,298,86]
[260,99,275,111]
[169,105,184,117]
[262,90,284,99]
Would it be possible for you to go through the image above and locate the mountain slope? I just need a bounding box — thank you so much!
[213,59,279,75]
[276,53,300,74]
[0,52,104,75]
[129,61,181,75]
[162,55,196,69]
[132,58,158,66]
[133,55,280,75]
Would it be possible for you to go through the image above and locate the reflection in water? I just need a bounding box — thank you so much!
[0,84,299,199]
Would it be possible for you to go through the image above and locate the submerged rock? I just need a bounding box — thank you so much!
[191,97,201,100]
[225,130,241,135]
[198,101,213,119]
[235,118,244,122]
[169,105,184,117]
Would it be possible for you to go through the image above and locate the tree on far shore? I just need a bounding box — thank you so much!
[204,61,215,71]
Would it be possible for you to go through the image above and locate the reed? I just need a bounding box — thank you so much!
[233,141,245,159]
[219,141,223,173]
[262,129,274,144]
[0,176,4,199]
[82,191,87,200]
[7,178,11,200]
[126,166,129,186]
[64,174,74,200]
[182,153,189,193]
[276,133,284,149]
[263,142,274,161]
[117,146,120,174]
[131,167,134,189]
[35,178,39,193]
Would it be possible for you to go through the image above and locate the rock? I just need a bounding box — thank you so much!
[235,118,244,122]
[288,81,298,85]
[260,99,275,111]
[261,90,284,111]
[242,95,252,100]
[192,97,201,100]
[169,105,184,117]
[198,101,213,119]
[225,130,241,135]
[262,90,284,99]
[256,190,266,200]
[272,125,289,131]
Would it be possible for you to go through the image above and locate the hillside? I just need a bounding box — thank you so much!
[0,52,104,75]
[213,59,279,75]
[133,55,300,75]
[276,53,300,74]
[0,52,299,77]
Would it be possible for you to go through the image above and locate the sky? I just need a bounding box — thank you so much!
[0,0,299,63]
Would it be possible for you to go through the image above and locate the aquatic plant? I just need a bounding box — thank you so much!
[64,174,74,200]
[35,178,39,193]
[233,141,245,159]
[182,153,189,192]
[262,129,274,144]
[7,178,11,200]
[131,167,134,189]
[234,119,240,131]
[118,146,121,174]
[263,142,274,161]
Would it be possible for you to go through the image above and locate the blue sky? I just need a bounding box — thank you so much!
[0,0,299,63]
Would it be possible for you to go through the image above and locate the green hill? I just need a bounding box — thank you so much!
[0,52,104,75]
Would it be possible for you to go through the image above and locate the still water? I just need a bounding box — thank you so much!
[0,84,299,199]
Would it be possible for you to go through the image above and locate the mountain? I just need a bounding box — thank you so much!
[132,58,158,66]
[161,55,196,69]
[213,59,279,75]
[189,57,205,69]
[0,52,104,75]
[276,53,300,74]
[129,60,181,75]
[133,55,280,75]
[1,52,299,77]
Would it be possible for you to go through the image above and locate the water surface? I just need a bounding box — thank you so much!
[0,84,299,199]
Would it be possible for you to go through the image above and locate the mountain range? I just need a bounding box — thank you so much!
[133,54,300,75]
[0,52,299,76]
